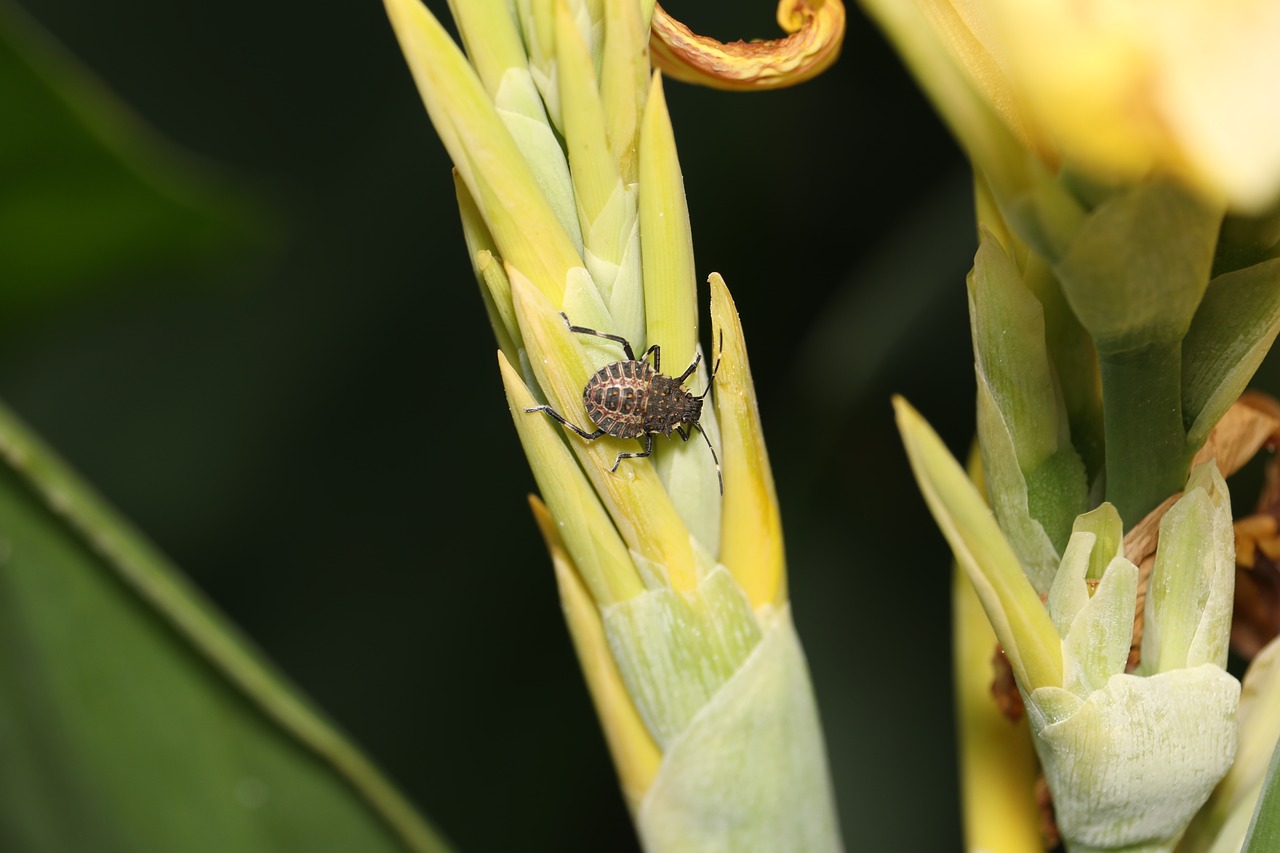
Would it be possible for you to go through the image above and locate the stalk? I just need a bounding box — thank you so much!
[1098,340,1189,526]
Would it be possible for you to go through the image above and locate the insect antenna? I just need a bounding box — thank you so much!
[695,329,724,400]
[688,328,724,494]
[695,422,723,495]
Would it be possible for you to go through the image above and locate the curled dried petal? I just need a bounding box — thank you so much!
[649,0,844,91]
[1195,391,1280,479]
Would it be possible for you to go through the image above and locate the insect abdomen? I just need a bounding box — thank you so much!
[583,361,652,439]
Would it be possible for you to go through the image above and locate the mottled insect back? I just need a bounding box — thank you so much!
[585,360,654,438]
[526,314,722,493]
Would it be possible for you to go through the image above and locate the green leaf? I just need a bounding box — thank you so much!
[0,400,450,853]
[969,235,1066,478]
[1019,255,1104,486]
[1054,181,1220,353]
[1136,463,1234,676]
[1070,504,1122,582]
[1059,556,1137,696]
[1243,736,1280,853]
[1214,204,1280,276]
[1051,181,1222,523]
[0,3,262,316]
[1182,258,1280,450]
[974,378,1061,593]
[894,396,1062,692]
[968,232,1087,586]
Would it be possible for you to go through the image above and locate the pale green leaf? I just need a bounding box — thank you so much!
[1138,464,1234,675]
[1028,667,1238,852]
[635,606,842,853]
[603,565,760,746]
[969,233,1088,565]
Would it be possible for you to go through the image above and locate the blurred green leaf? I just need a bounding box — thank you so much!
[0,400,450,851]
[1182,258,1280,451]
[1244,737,1280,853]
[1054,182,1219,354]
[0,0,264,315]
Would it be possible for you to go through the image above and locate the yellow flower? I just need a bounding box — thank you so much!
[861,0,1280,213]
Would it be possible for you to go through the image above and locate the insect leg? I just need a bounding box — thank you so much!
[560,313,637,361]
[666,425,723,494]
[525,404,606,440]
[609,434,654,472]
[640,344,660,372]
[675,348,706,381]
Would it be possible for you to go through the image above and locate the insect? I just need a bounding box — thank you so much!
[525,313,723,494]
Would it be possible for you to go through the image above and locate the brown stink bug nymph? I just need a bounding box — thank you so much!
[525,314,722,494]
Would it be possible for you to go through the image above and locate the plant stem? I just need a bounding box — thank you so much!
[1099,340,1190,527]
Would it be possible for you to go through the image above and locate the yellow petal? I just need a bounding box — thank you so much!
[964,0,1280,212]
[530,496,661,809]
[914,0,1052,164]
[556,0,618,230]
[860,0,1084,256]
[953,568,1042,853]
[638,72,697,371]
[383,0,582,299]
[709,274,786,609]
[599,0,649,180]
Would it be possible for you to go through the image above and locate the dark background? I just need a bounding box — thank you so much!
[4,0,979,849]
